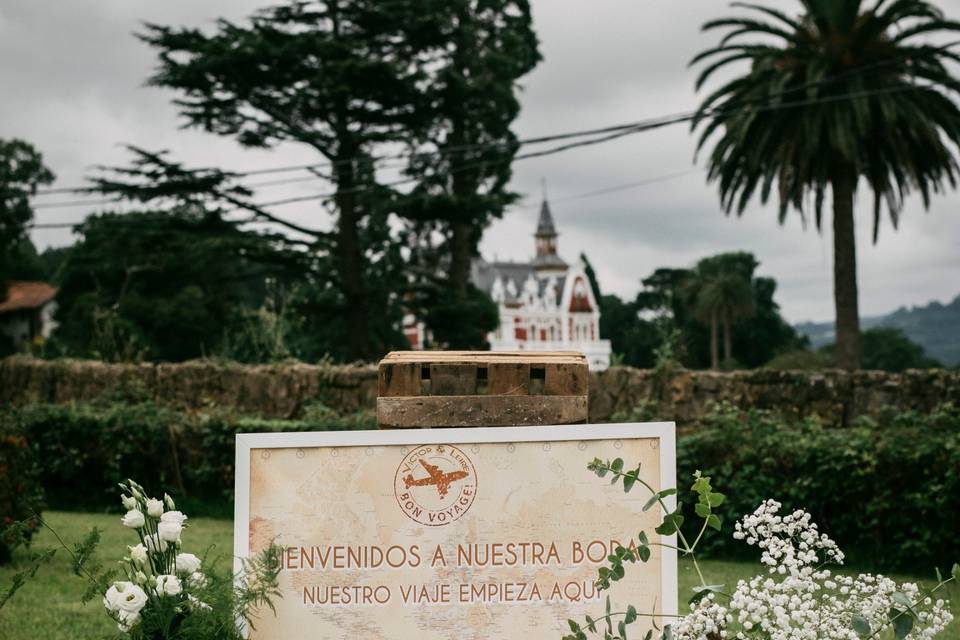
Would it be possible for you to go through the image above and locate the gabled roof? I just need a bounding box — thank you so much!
[471,259,567,308]
[0,281,57,314]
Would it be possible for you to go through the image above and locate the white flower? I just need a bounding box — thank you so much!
[155,574,183,597]
[116,610,141,632]
[104,582,148,614]
[164,493,176,510]
[187,571,208,589]
[120,510,145,529]
[121,495,137,511]
[175,553,201,575]
[145,498,164,518]
[144,532,167,553]
[157,520,182,543]
[160,510,188,526]
[187,594,212,611]
[128,544,148,566]
[669,499,955,640]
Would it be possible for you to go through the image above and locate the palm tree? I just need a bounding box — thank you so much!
[688,265,756,370]
[691,0,960,370]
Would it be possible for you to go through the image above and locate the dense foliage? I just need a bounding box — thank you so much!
[676,403,960,569]
[0,138,55,298]
[768,327,941,371]
[826,327,942,372]
[51,211,301,362]
[2,402,375,517]
[0,432,44,565]
[591,251,804,369]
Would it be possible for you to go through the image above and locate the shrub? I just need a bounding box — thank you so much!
[0,431,45,564]
[676,402,960,569]
[4,401,376,516]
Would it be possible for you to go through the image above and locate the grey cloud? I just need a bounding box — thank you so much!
[4,0,959,324]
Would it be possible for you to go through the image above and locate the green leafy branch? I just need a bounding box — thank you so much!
[564,462,728,640]
[564,594,682,640]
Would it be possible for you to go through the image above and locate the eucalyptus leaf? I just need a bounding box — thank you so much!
[851,614,871,638]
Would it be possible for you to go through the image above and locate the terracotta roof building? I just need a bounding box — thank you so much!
[0,281,59,350]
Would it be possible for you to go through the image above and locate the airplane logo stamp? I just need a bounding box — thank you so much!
[394,444,477,526]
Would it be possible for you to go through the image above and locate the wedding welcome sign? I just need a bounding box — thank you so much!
[234,423,677,639]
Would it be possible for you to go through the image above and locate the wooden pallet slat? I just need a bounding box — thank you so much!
[377,351,588,428]
[486,362,531,396]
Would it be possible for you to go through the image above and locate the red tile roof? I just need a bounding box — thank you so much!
[0,281,57,314]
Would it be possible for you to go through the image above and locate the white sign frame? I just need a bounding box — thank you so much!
[234,422,678,636]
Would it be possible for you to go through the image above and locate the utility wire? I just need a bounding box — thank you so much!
[27,170,696,231]
[26,79,942,219]
[30,47,947,199]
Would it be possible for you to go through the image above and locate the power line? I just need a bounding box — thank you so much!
[32,197,122,210]
[30,49,943,199]
[26,81,940,220]
[26,169,696,231]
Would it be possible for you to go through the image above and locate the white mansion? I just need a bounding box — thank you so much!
[470,198,612,370]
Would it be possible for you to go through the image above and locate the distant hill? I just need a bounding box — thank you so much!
[795,294,960,366]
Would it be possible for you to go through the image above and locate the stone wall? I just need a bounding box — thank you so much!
[0,357,378,419]
[588,367,960,427]
[3,356,959,426]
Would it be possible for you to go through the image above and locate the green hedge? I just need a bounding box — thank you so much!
[4,400,957,568]
[676,403,960,570]
[1,402,375,517]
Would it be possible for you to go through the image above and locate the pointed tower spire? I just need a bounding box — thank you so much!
[536,197,557,238]
[532,181,567,272]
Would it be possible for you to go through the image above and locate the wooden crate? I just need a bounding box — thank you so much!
[377,351,588,429]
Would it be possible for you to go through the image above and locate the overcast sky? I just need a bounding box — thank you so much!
[3,0,959,323]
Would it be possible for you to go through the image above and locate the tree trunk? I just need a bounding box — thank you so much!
[831,164,860,371]
[334,159,371,361]
[448,6,476,304]
[710,311,719,371]
[722,311,732,370]
[449,221,471,299]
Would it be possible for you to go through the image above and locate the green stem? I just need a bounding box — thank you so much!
[32,515,101,588]
[861,577,955,640]
[598,463,709,587]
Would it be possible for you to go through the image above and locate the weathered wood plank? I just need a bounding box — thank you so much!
[544,362,588,396]
[378,362,421,397]
[381,351,585,365]
[377,395,588,428]
[429,363,478,396]
[486,362,530,396]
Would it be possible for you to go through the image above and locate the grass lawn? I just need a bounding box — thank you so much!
[2,512,957,639]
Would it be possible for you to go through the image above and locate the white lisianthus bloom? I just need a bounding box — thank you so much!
[164,493,176,510]
[144,532,166,553]
[187,571,208,589]
[155,574,183,597]
[117,610,141,632]
[104,582,148,614]
[160,510,188,526]
[175,553,201,575]
[121,495,137,511]
[145,498,164,518]
[128,544,148,566]
[121,510,145,529]
[157,521,182,543]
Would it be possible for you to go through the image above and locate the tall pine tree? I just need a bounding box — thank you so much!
[402,1,541,347]
[140,1,436,360]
